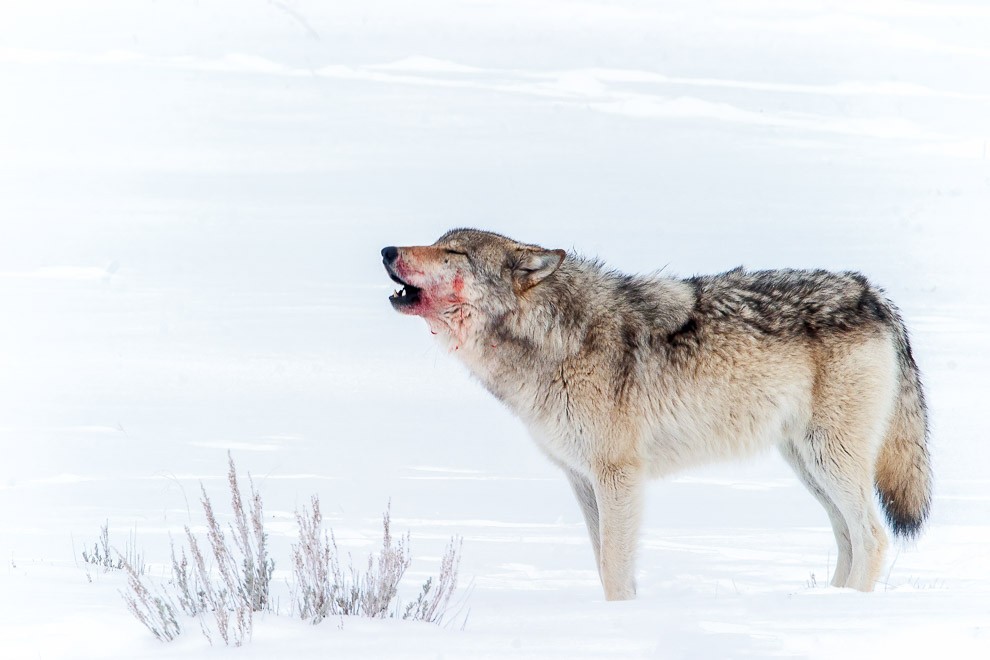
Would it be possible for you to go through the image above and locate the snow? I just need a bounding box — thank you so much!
[1,0,989,657]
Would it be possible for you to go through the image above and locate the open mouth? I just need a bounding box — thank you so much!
[387,270,422,308]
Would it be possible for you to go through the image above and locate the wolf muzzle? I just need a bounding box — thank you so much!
[381,246,422,309]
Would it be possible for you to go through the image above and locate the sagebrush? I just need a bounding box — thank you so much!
[117,454,463,644]
[81,520,144,575]
[293,497,462,625]
[121,453,272,646]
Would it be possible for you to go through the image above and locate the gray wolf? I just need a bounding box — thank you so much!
[381,229,931,600]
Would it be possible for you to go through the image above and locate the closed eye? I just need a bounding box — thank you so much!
[444,249,468,256]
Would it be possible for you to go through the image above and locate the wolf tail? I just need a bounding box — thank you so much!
[874,316,932,538]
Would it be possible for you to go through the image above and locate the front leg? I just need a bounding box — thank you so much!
[564,467,602,574]
[593,463,645,601]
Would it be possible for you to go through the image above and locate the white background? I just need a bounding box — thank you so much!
[1,1,988,657]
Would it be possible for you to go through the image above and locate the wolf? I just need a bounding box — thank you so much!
[381,229,931,600]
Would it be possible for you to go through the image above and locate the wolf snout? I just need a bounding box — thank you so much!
[381,246,399,265]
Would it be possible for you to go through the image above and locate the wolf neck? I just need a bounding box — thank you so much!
[451,256,696,404]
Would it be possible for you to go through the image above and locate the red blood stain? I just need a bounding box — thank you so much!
[394,256,425,280]
[445,273,465,303]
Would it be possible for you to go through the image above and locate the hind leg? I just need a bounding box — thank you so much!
[779,441,852,587]
[799,428,889,591]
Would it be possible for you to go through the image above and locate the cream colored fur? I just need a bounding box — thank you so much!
[382,230,932,599]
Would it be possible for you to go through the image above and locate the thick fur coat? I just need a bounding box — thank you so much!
[382,229,931,599]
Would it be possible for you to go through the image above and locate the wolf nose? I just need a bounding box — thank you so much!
[381,246,399,264]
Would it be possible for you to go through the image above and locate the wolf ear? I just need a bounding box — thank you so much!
[512,248,566,292]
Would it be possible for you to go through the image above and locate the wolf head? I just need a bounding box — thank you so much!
[381,228,566,346]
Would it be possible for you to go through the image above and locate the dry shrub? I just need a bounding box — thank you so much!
[293,498,462,626]
[120,454,464,645]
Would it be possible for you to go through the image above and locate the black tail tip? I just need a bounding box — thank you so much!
[880,494,930,540]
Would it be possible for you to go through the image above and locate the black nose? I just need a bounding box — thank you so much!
[381,246,399,263]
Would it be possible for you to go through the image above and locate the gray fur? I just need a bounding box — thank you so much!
[383,228,932,599]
